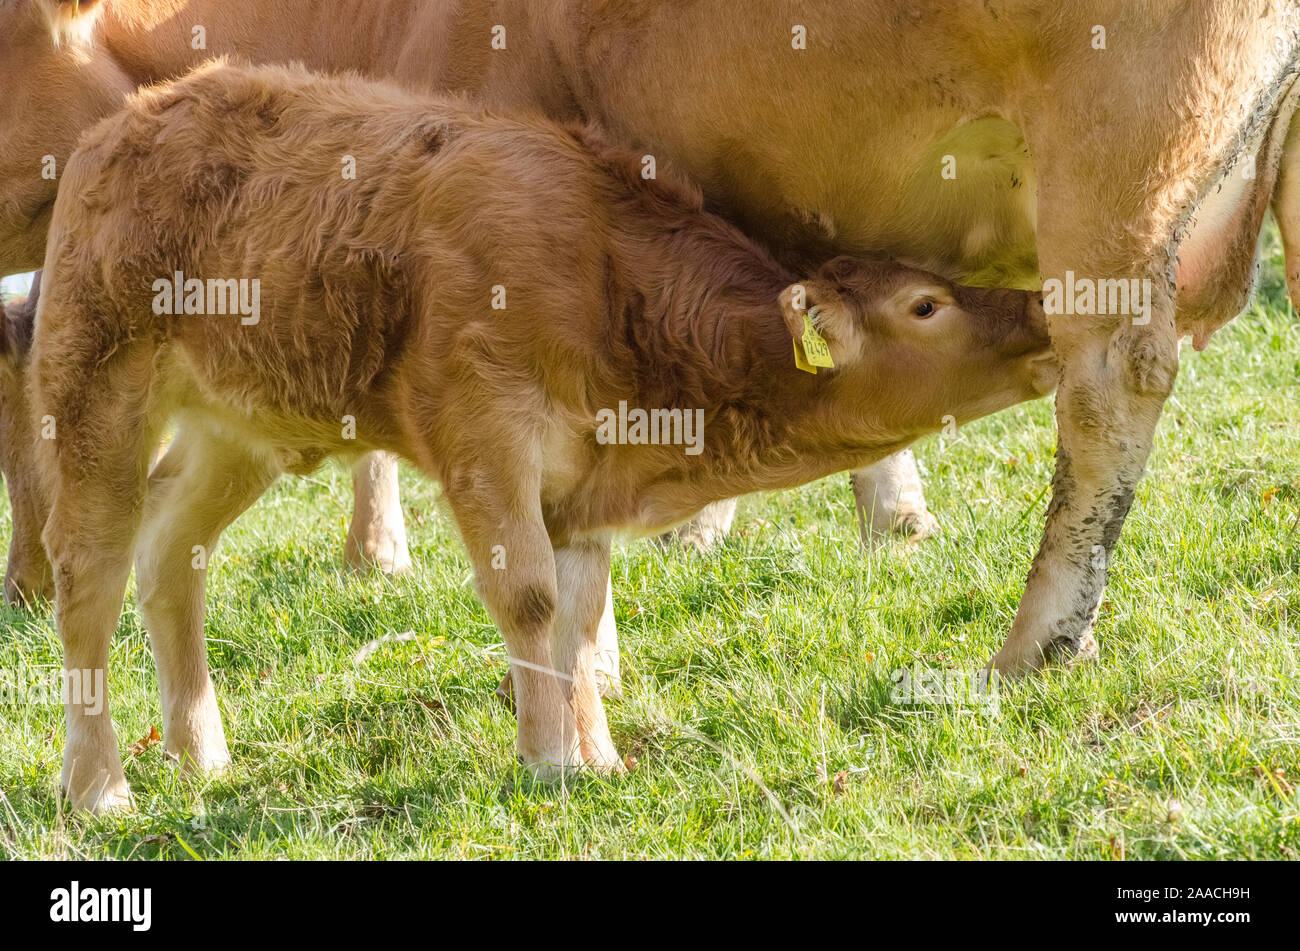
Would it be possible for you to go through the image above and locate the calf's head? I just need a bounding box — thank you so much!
[779,256,1057,441]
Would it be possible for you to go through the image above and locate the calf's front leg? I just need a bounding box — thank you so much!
[553,535,623,771]
[446,472,578,777]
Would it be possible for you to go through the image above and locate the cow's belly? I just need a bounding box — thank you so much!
[606,102,1041,288]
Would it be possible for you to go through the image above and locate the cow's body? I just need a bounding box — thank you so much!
[35,61,1054,809]
[0,0,1297,676]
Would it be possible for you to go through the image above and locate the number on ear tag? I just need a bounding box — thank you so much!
[801,310,834,368]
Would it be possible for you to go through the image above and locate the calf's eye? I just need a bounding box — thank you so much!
[913,301,935,318]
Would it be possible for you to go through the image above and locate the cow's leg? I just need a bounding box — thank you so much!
[134,423,279,776]
[849,450,938,543]
[592,573,621,699]
[1272,110,1300,311]
[444,469,578,777]
[2,470,51,607]
[552,534,623,771]
[660,497,737,551]
[344,451,411,575]
[990,177,1181,675]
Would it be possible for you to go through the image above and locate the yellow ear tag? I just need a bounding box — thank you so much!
[793,335,818,373]
[801,309,835,369]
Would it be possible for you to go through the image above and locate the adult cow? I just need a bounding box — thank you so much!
[0,0,1297,676]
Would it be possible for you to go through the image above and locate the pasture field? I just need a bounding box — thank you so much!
[0,241,1296,861]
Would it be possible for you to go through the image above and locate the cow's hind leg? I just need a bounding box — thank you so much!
[134,421,279,775]
[345,451,411,575]
[849,450,938,544]
[661,498,738,552]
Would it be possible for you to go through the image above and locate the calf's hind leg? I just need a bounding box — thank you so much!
[134,422,279,775]
[35,341,159,812]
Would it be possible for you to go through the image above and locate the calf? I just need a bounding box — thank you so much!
[33,61,1056,811]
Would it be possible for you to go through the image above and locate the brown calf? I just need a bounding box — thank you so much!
[33,61,1055,811]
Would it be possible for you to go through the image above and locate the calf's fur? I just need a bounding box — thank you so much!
[32,62,1055,811]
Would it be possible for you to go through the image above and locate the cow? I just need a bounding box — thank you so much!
[33,60,1057,810]
[1,0,1298,680]
[0,277,49,604]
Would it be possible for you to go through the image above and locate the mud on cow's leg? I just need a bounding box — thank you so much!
[850,449,938,544]
[345,451,412,575]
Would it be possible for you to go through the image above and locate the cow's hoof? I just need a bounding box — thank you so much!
[893,509,939,543]
[1063,631,1100,665]
[3,569,51,609]
[166,744,232,777]
[517,755,582,784]
[344,537,412,576]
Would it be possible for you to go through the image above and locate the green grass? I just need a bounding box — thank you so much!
[1,251,1297,860]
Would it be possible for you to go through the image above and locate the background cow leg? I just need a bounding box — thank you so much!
[660,497,737,552]
[2,465,50,606]
[344,451,411,574]
[849,450,938,544]
[135,423,279,776]
[593,573,621,698]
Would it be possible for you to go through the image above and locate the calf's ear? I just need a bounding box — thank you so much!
[778,280,859,366]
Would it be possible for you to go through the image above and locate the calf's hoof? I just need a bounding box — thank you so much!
[62,769,133,815]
